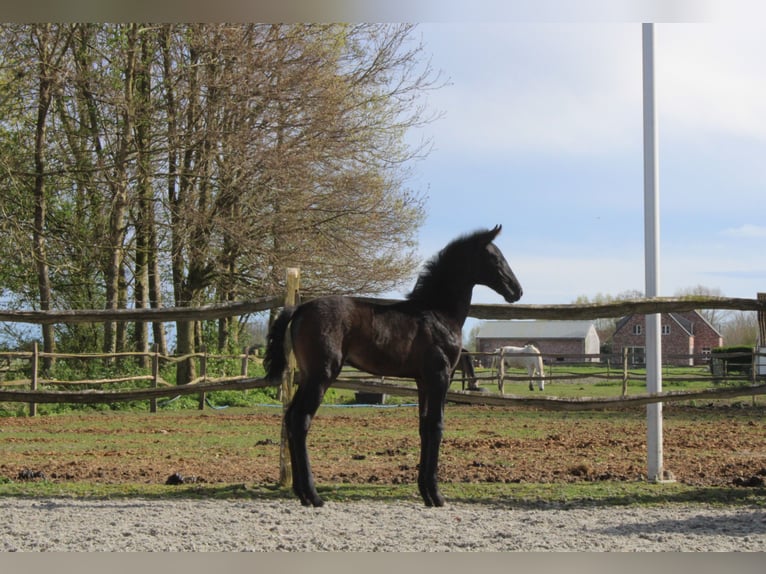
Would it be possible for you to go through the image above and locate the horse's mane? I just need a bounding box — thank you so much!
[407,227,497,303]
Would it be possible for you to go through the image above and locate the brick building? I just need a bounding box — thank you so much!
[475,320,600,365]
[610,310,723,366]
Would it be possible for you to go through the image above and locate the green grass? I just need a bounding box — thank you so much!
[0,476,763,509]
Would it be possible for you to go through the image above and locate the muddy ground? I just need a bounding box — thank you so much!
[1,402,765,490]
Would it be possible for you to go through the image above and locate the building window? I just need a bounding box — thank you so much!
[626,346,645,365]
[632,324,642,335]
[662,324,671,335]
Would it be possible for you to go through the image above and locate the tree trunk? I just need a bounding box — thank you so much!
[31,24,58,372]
[103,24,137,358]
[132,29,153,368]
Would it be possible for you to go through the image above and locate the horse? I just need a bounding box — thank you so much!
[451,348,480,391]
[496,344,545,393]
[263,225,522,507]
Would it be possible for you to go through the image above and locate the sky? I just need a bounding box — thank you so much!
[392,21,766,312]
[1,2,764,324]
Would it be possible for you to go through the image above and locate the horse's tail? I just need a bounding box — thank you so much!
[263,307,296,381]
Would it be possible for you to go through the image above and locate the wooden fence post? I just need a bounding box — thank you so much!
[279,267,300,488]
[241,345,249,377]
[198,345,207,410]
[622,347,629,398]
[29,342,38,417]
[150,343,159,413]
[753,292,766,405]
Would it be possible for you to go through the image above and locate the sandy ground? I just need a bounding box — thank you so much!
[1,497,764,552]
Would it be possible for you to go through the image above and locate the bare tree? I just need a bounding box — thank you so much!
[674,285,728,331]
[29,25,75,368]
[0,23,441,383]
[573,289,645,342]
[721,311,758,346]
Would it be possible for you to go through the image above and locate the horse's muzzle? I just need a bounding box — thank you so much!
[505,287,523,303]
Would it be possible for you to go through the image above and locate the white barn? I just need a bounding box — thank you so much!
[474,320,601,364]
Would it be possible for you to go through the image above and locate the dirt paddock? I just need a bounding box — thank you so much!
[1,402,765,551]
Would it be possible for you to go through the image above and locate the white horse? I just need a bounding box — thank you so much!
[495,344,545,393]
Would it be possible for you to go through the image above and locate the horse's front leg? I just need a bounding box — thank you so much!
[416,371,449,507]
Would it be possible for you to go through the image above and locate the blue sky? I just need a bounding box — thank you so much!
[394,22,766,309]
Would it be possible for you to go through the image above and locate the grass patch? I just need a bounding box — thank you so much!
[0,478,763,509]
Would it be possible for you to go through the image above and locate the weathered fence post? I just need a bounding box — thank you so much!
[29,342,38,417]
[150,343,159,413]
[280,267,300,488]
[622,347,629,398]
[241,345,249,377]
[198,345,207,410]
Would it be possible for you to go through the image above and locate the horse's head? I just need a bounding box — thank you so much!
[408,224,523,310]
[474,225,523,304]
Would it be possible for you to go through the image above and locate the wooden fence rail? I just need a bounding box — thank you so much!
[1,343,263,414]
[3,372,764,412]
[1,295,765,325]
[0,296,283,325]
[0,376,276,404]
[1,294,765,413]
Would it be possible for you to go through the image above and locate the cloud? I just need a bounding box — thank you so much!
[421,22,766,161]
[657,24,766,143]
[720,224,766,238]
[421,23,641,159]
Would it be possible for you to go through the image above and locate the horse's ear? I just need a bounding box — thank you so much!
[486,224,502,243]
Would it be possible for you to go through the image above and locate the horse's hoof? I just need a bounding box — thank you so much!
[295,487,325,507]
[420,486,446,507]
[430,492,446,507]
[299,495,325,507]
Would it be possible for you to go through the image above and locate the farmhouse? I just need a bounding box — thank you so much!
[610,310,723,366]
[474,320,601,365]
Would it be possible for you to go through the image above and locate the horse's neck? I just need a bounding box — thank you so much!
[438,284,473,326]
[411,279,474,327]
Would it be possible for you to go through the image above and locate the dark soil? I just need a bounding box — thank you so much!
[1,402,765,489]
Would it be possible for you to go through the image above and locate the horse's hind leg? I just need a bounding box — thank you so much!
[284,371,333,507]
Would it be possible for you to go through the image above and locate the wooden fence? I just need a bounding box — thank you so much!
[465,348,763,389]
[1,291,765,413]
[0,342,263,416]
[3,284,764,489]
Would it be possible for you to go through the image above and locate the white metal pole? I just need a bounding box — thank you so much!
[642,23,664,482]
